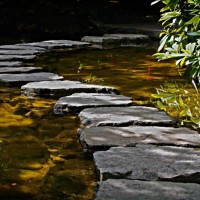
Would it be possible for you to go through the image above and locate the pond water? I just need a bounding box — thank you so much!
[0,46,181,200]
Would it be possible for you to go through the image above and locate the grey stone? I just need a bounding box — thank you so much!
[0,67,42,74]
[0,61,22,67]
[0,49,41,55]
[0,54,36,61]
[94,145,200,182]
[0,72,63,87]
[20,40,90,49]
[54,93,132,115]
[104,33,150,46]
[79,126,200,153]
[79,106,175,127]
[81,36,121,45]
[95,179,200,200]
[0,45,46,52]
[21,80,118,97]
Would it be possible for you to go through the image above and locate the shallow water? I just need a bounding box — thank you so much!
[0,46,182,199]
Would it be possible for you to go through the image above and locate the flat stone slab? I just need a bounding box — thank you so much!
[95,179,200,200]
[0,45,46,52]
[79,126,200,153]
[20,40,90,49]
[54,93,132,115]
[0,72,63,87]
[0,67,42,74]
[0,61,22,67]
[0,55,36,61]
[79,106,175,127]
[21,80,118,97]
[81,34,150,48]
[94,145,200,182]
[0,49,41,55]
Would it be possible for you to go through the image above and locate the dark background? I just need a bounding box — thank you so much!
[0,0,162,43]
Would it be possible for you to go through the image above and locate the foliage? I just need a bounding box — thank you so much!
[151,81,200,130]
[151,0,200,86]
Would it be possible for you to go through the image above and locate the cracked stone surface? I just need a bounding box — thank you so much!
[79,126,200,153]
[0,67,42,74]
[93,145,200,182]
[79,106,175,127]
[54,93,132,115]
[0,72,63,87]
[95,179,200,200]
[21,80,118,97]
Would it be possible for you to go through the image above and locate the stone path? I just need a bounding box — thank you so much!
[1,33,200,199]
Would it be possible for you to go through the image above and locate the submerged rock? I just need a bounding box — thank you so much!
[94,145,200,182]
[0,72,63,87]
[79,126,200,153]
[54,93,132,115]
[79,106,175,127]
[21,80,118,98]
[95,179,200,200]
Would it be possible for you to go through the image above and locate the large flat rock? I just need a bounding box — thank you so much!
[0,61,22,67]
[94,145,200,182]
[79,126,200,153]
[0,67,42,74]
[0,72,63,87]
[21,80,119,97]
[0,49,41,55]
[95,179,200,200]
[54,93,132,115]
[0,45,46,52]
[79,106,175,127]
[20,40,90,49]
[0,54,36,61]
[81,34,149,48]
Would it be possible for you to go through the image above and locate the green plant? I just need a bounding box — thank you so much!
[152,0,200,87]
[151,81,200,130]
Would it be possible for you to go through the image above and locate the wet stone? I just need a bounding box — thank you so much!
[94,145,200,182]
[54,93,133,115]
[0,61,22,67]
[21,80,118,98]
[20,40,90,49]
[79,106,175,127]
[0,72,63,87]
[79,126,200,154]
[0,67,42,74]
[95,179,200,200]
[0,54,36,61]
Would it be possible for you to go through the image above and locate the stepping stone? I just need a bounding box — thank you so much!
[79,106,175,127]
[0,67,42,74]
[79,126,200,153]
[93,145,200,182]
[54,93,133,115]
[104,33,150,46]
[0,49,41,55]
[0,61,22,67]
[0,55,36,61]
[0,45,46,52]
[21,80,119,98]
[95,179,200,200]
[0,72,63,87]
[20,40,90,50]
